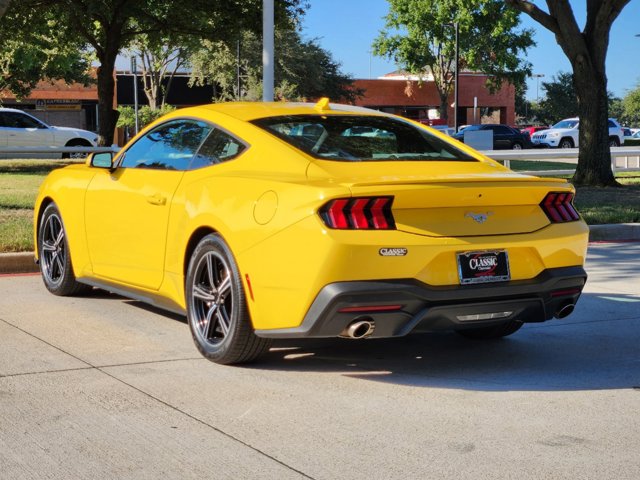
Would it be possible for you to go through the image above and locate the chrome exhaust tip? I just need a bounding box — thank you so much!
[555,303,576,319]
[340,319,375,339]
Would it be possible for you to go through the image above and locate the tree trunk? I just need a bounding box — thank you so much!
[0,0,11,18]
[96,60,119,146]
[571,64,617,186]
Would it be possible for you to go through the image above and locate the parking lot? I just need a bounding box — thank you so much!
[1,243,639,479]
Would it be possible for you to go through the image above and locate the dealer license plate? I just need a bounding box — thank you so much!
[457,250,510,285]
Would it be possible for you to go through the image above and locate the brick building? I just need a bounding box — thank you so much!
[353,72,515,128]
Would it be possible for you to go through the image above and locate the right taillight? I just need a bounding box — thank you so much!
[540,192,580,223]
[319,196,396,230]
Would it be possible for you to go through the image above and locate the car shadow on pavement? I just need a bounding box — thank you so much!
[251,292,640,393]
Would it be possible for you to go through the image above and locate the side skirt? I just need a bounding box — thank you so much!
[78,277,186,316]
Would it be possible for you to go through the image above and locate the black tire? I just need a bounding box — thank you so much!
[559,138,574,149]
[608,137,620,147]
[62,139,91,159]
[511,142,523,150]
[455,320,524,340]
[186,234,271,365]
[38,203,91,296]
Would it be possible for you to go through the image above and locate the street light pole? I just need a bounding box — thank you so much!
[131,56,139,135]
[532,73,544,102]
[262,0,274,102]
[445,22,459,132]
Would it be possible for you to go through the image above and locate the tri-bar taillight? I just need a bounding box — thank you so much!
[319,196,396,230]
[540,192,580,223]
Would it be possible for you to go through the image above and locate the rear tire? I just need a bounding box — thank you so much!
[186,234,271,365]
[608,137,620,147]
[62,139,91,159]
[38,203,91,296]
[455,320,523,340]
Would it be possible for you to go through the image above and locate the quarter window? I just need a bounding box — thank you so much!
[191,128,247,169]
[120,120,212,170]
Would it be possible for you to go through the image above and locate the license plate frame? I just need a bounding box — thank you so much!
[457,250,510,285]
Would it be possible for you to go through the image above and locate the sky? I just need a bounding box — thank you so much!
[299,0,640,101]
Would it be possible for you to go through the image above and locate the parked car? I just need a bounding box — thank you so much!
[35,100,588,365]
[0,107,97,158]
[521,126,549,138]
[452,124,532,150]
[531,117,623,148]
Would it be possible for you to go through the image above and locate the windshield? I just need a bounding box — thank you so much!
[552,120,579,129]
[252,114,476,162]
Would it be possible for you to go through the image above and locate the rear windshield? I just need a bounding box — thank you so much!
[251,114,476,162]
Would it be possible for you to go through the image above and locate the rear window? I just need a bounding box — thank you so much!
[252,114,476,162]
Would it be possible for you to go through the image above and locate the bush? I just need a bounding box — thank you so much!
[116,104,176,129]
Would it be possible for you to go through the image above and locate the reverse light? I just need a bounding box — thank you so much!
[540,192,580,223]
[319,196,396,230]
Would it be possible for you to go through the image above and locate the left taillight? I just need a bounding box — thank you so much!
[540,192,580,223]
[319,196,396,230]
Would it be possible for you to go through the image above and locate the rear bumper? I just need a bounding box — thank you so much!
[254,266,587,339]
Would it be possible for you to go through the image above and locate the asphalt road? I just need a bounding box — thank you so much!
[1,243,639,480]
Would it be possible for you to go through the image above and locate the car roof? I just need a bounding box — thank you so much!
[0,107,31,113]
[193,101,389,122]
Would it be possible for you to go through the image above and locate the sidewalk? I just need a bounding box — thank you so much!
[2,224,638,274]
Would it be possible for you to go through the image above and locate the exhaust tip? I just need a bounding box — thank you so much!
[555,303,575,319]
[340,318,375,339]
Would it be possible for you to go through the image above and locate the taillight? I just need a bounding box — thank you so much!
[319,196,396,230]
[540,192,580,223]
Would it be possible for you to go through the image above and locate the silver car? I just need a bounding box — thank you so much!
[0,108,97,158]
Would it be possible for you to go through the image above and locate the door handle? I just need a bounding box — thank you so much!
[146,193,167,206]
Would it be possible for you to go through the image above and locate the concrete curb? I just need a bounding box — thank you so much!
[1,224,639,274]
[587,223,640,242]
[0,252,39,274]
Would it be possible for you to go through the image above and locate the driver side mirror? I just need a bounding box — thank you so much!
[90,152,114,169]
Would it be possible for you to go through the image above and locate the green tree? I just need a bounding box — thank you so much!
[0,9,90,99]
[4,0,304,146]
[189,28,360,103]
[126,32,199,110]
[505,0,631,187]
[621,84,640,127]
[373,0,534,123]
[535,72,578,125]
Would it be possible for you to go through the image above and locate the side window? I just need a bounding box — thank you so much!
[120,120,212,171]
[10,112,44,129]
[190,128,247,169]
[493,126,511,135]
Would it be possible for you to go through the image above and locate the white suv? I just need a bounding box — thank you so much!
[0,108,98,158]
[531,117,623,148]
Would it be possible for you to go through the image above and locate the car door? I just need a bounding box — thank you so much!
[490,125,512,149]
[4,111,55,148]
[84,119,212,290]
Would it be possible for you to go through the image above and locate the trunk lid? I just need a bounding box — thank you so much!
[309,160,571,237]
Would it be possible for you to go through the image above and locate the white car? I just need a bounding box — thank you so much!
[0,108,98,158]
[531,117,623,148]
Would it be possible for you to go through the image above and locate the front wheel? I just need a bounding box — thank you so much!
[38,203,91,296]
[511,142,523,150]
[186,234,271,365]
[559,138,574,149]
[455,320,523,340]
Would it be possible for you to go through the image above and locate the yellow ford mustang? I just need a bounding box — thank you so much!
[34,100,588,364]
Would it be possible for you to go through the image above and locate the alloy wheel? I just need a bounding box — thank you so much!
[190,251,234,347]
[41,213,66,287]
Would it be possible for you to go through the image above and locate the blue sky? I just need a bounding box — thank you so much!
[300,0,640,101]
